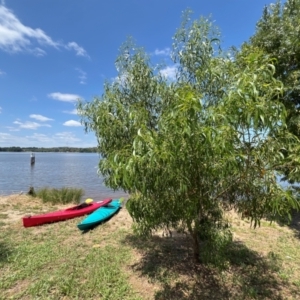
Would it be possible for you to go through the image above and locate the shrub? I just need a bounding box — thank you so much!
[35,187,84,205]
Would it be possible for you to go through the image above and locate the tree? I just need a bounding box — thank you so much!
[78,13,300,264]
[243,0,300,183]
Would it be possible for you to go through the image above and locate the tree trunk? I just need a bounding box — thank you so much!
[187,224,200,263]
[192,231,200,263]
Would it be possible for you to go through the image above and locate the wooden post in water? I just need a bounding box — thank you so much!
[30,152,35,165]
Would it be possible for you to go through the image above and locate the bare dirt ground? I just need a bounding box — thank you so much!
[0,194,40,226]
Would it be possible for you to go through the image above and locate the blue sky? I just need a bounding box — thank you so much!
[0,0,278,148]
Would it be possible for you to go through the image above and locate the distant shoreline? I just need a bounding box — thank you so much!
[0,146,98,153]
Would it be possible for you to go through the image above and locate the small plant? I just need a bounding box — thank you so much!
[35,187,84,204]
[198,219,233,269]
[27,186,36,197]
[0,213,8,219]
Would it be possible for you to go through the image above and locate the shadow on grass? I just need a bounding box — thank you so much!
[0,241,13,264]
[288,210,300,239]
[123,233,297,300]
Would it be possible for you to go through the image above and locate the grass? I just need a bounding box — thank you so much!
[0,194,300,299]
[34,187,84,205]
[0,195,141,300]
[0,213,8,219]
[0,230,139,299]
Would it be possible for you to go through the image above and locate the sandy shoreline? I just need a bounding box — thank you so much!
[0,194,64,227]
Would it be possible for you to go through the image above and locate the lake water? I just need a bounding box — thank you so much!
[0,152,128,200]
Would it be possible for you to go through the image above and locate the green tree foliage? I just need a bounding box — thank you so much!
[78,12,300,264]
[246,0,300,136]
[244,0,300,183]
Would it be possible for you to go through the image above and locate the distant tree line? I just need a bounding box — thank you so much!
[0,147,98,153]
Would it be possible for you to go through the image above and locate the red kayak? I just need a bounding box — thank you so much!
[23,198,112,227]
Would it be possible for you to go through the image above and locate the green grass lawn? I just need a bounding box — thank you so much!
[1,194,300,299]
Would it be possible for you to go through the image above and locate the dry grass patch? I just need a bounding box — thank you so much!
[123,234,298,299]
[125,251,159,300]
[0,213,9,219]
[1,195,300,299]
[119,210,300,299]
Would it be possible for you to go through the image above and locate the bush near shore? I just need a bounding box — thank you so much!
[28,186,84,205]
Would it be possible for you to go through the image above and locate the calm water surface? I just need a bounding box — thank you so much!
[0,152,128,200]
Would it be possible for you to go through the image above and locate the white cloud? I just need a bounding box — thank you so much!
[0,4,89,58]
[54,131,81,142]
[0,106,2,113]
[48,92,81,102]
[13,120,51,130]
[154,47,171,56]
[29,133,52,143]
[30,114,54,122]
[67,42,90,58]
[33,47,47,57]
[6,126,19,132]
[63,120,82,127]
[0,131,52,145]
[0,5,58,54]
[0,131,95,147]
[29,132,81,145]
[75,68,87,84]
[0,132,13,141]
[160,65,177,81]
[63,109,78,115]
[0,69,6,75]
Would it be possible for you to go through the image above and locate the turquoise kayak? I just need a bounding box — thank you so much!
[77,199,121,231]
